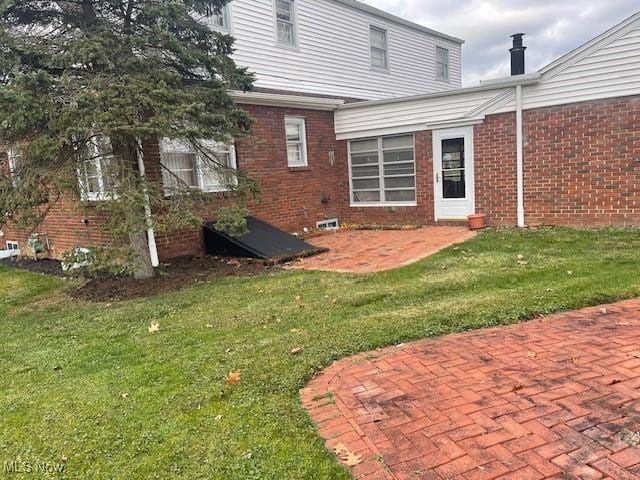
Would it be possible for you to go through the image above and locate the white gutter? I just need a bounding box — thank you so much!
[230,91,345,111]
[516,84,525,228]
[136,140,160,268]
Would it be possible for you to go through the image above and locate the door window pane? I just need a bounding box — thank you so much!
[443,170,465,199]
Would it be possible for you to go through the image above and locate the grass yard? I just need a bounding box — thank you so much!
[2,227,640,479]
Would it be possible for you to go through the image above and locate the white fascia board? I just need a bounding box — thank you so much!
[230,91,345,111]
[328,0,465,45]
[538,10,640,78]
[338,74,540,111]
[336,123,427,141]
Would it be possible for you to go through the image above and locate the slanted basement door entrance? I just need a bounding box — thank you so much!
[432,126,476,220]
[203,217,326,263]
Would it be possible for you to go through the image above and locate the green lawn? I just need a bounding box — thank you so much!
[2,227,640,479]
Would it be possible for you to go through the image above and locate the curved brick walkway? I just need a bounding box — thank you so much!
[301,300,640,480]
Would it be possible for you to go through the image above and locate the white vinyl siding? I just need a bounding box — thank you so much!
[212,0,462,100]
[350,134,415,206]
[160,139,237,194]
[436,46,449,81]
[78,136,117,201]
[275,0,297,47]
[370,26,388,69]
[285,117,308,167]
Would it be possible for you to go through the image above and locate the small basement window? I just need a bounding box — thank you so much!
[316,218,339,231]
[6,241,19,250]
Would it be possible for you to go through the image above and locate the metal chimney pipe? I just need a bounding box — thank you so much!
[510,33,526,76]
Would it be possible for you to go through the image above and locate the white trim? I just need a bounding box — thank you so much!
[273,0,298,49]
[539,10,640,78]
[78,136,117,202]
[369,25,389,70]
[284,116,308,167]
[348,134,417,208]
[432,126,475,221]
[230,91,345,111]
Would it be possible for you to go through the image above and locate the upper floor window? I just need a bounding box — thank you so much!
[370,26,388,69]
[160,139,237,194]
[436,46,449,81]
[285,117,307,167]
[78,136,117,201]
[210,4,231,32]
[349,135,416,206]
[276,0,296,47]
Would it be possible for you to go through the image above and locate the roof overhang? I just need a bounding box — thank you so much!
[230,91,346,111]
[329,0,465,45]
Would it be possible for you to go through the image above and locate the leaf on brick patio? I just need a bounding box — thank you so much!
[616,322,631,326]
[333,443,362,466]
[526,351,537,358]
[599,308,608,315]
[344,451,363,466]
[629,351,640,358]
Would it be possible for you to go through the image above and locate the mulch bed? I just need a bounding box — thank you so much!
[0,257,65,277]
[69,255,276,302]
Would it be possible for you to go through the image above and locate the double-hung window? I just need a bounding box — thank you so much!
[370,26,388,69]
[210,4,231,32]
[79,135,117,201]
[350,135,416,206]
[160,139,237,194]
[285,117,307,167]
[436,46,450,81]
[275,0,296,47]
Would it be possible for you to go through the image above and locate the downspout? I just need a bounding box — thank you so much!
[516,84,526,227]
[136,139,160,268]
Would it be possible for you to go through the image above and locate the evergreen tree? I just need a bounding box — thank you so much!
[0,0,257,278]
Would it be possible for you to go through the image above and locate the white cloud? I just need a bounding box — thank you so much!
[366,0,637,85]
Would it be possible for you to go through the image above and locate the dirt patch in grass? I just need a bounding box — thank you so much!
[70,255,277,302]
[0,257,65,277]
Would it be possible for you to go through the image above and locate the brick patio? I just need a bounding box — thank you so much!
[301,299,640,479]
[292,227,475,273]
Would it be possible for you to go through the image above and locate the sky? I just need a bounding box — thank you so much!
[366,0,638,85]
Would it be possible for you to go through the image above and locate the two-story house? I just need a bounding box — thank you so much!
[2,0,465,262]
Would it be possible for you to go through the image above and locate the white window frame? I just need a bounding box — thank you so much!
[370,25,389,70]
[316,218,339,231]
[284,117,308,167]
[348,134,417,208]
[78,136,117,202]
[210,3,232,33]
[6,241,19,251]
[160,139,238,194]
[436,46,450,82]
[274,0,298,48]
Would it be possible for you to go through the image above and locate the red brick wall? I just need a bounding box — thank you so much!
[474,112,518,226]
[152,104,342,260]
[1,197,111,259]
[338,131,434,226]
[523,96,640,226]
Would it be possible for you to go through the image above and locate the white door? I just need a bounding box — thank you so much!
[433,127,475,220]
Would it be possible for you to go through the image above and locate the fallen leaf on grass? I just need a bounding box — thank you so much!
[290,347,304,355]
[225,370,241,385]
[148,321,160,334]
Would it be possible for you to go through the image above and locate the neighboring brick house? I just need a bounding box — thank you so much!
[2,3,640,264]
